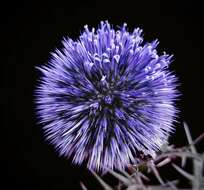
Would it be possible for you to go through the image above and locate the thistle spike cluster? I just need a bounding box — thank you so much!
[35,21,179,172]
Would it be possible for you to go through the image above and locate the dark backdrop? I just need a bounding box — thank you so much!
[2,0,202,189]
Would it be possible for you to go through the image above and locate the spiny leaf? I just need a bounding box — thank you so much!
[80,181,87,190]
[108,169,130,186]
[149,162,165,185]
[156,151,203,162]
[120,170,132,178]
[183,122,203,190]
[181,155,187,168]
[137,172,150,181]
[156,158,171,167]
[91,170,112,190]
[126,185,139,190]
[172,163,194,181]
[183,122,197,154]
[165,180,179,190]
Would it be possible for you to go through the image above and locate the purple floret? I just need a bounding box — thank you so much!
[35,21,179,172]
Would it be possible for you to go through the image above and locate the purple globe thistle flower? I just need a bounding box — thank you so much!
[35,21,179,172]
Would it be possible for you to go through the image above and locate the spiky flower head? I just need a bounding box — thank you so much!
[35,21,179,172]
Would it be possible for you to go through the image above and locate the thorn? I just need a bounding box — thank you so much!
[80,181,87,190]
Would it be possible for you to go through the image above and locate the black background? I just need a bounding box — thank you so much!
[2,0,202,189]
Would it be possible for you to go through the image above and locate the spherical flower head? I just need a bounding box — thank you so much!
[35,21,179,172]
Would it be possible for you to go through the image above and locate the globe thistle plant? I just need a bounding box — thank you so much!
[35,21,179,172]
